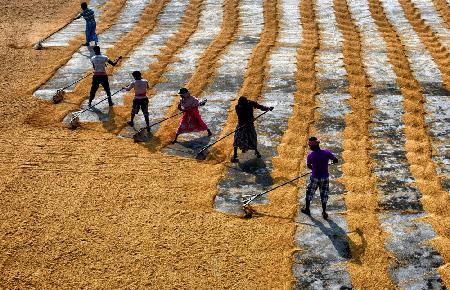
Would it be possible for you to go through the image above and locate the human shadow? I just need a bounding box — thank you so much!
[86,45,95,57]
[77,48,95,59]
[88,105,110,123]
[118,116,162,151]
[177,134,212,151]
[92,106,118,133]
[307,214,352,260]
[244,210,298,221]
[138,133,161,153]
[165,134,212,158]
[237,157,273,187]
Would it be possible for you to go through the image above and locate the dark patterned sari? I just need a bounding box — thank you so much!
[233,100,268,151]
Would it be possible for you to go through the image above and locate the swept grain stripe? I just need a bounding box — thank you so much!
[431,0,450,29]
[271,0,318,183]
[30,0,128,96]
[371,93,446,288]
[408,0,450,187]
[346,0,398,89]
[210,0,279,161]
[34,0,152,101]
[53,0,173,127]
[158,0,260,157]
[71,0,185,124]
[28,0,127,100]
[42,0,107,47]
[214,0,300,215]
[379,0,450,187]
[111,0,208,135]
[348,0,446,287]
[368,0,450,286]
[380,0,445,91]
[411,0,450,49]
[397,0,450,89]
[333,0,396,288]
[287,0,354,287]
[156,0,241,145]
[270,3,320,286]
[140,0,205,94]
[185,0,240,95]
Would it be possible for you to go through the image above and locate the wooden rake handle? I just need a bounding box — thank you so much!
[242,171,312,207]
[197,109,271,155]
[70,86,127,122]
[36,19,73,45]
[59,57,122,92]
[59,72,93,92]
[137,99,208,133]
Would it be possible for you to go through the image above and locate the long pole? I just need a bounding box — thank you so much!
[34,20,73,49]
[197,110,270,155]
[136,99,208,133]
[56,56,121,93]
[242,172,311,207]
[150,111,183,128]
[70,86,126,123]
[59,72,93,92]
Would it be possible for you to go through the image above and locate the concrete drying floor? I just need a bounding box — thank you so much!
[1,0,449,288]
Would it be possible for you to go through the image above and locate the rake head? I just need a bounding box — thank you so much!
[242,204,255,219]
[68,114,80,129]
[52,90,65,104]
[33,41,44,50]
[195,148,208,160]
[133,129,152,143]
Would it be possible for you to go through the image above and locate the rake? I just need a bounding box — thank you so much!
[33,20,74,50]
[52,72,93,104]
[133,99,207,142]
[195,110,271,160]
[51,57,122,104]
[132,111,183,142]
[241,171,312,218]
[67,86,126,129]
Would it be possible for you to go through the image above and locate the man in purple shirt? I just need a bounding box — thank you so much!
[301,136,338,219]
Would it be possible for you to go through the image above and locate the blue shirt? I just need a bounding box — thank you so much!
[79,8,95,23]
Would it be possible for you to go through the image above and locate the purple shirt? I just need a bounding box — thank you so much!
[307,149,337,178]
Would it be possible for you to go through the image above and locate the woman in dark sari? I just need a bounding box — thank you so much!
[231,96,273,163]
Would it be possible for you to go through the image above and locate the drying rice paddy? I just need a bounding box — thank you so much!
[0,0,448,288]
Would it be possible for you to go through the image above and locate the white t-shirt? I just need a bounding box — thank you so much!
[91,55,109,75]
[126,79,149,98]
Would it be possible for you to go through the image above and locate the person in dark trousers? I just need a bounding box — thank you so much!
[89,46,121,107]
[231,96,273,163]
[125,71,150,132]
[75,2,98,46]
[301,136,338,220]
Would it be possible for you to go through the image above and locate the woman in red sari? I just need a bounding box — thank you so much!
[171,88,212,144]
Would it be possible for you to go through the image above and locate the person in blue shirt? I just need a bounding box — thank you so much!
[301,136,338,219]
[75,2,98,46]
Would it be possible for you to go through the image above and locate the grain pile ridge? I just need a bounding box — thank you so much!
[333,0,396,288]
[369,0,450,286]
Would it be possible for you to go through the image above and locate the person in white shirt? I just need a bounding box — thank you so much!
[89,46,121,107]
[125,71,150,132]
